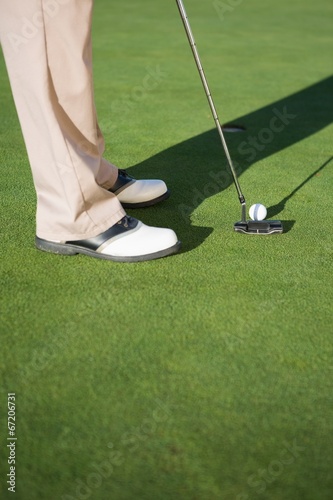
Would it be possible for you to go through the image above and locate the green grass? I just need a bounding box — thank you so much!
[1,0,333,498]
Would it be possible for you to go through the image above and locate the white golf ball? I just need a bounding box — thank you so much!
[249,203,267,221]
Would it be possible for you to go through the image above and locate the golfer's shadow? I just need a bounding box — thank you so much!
[128,75,333,250]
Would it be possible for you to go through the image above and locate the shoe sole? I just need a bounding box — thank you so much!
[119,190,170,209]
[35,237,181,262]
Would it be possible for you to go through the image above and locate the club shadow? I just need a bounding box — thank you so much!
[267,155,333,220]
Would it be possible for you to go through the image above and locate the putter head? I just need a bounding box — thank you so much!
[234,220,283,235]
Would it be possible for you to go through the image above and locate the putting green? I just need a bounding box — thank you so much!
[0,0,332,498]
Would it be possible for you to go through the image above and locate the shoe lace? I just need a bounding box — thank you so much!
[119,169,129,178]
[117,215,130,228]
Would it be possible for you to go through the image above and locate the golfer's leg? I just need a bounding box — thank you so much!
[0,0,125,241]
[43,0,118,189]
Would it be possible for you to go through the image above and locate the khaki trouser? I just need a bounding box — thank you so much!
[0,0,125,240]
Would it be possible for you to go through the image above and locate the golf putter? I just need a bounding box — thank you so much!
[175,0,283,235]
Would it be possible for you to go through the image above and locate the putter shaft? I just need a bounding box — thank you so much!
[175,0,246,215]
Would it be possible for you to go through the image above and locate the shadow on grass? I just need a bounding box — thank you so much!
[267,156,333,218]
[128,75,333,250]
[266,155,333,234]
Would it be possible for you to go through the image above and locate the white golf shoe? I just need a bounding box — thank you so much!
[35,216,181,262]
[109,170,170,208]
